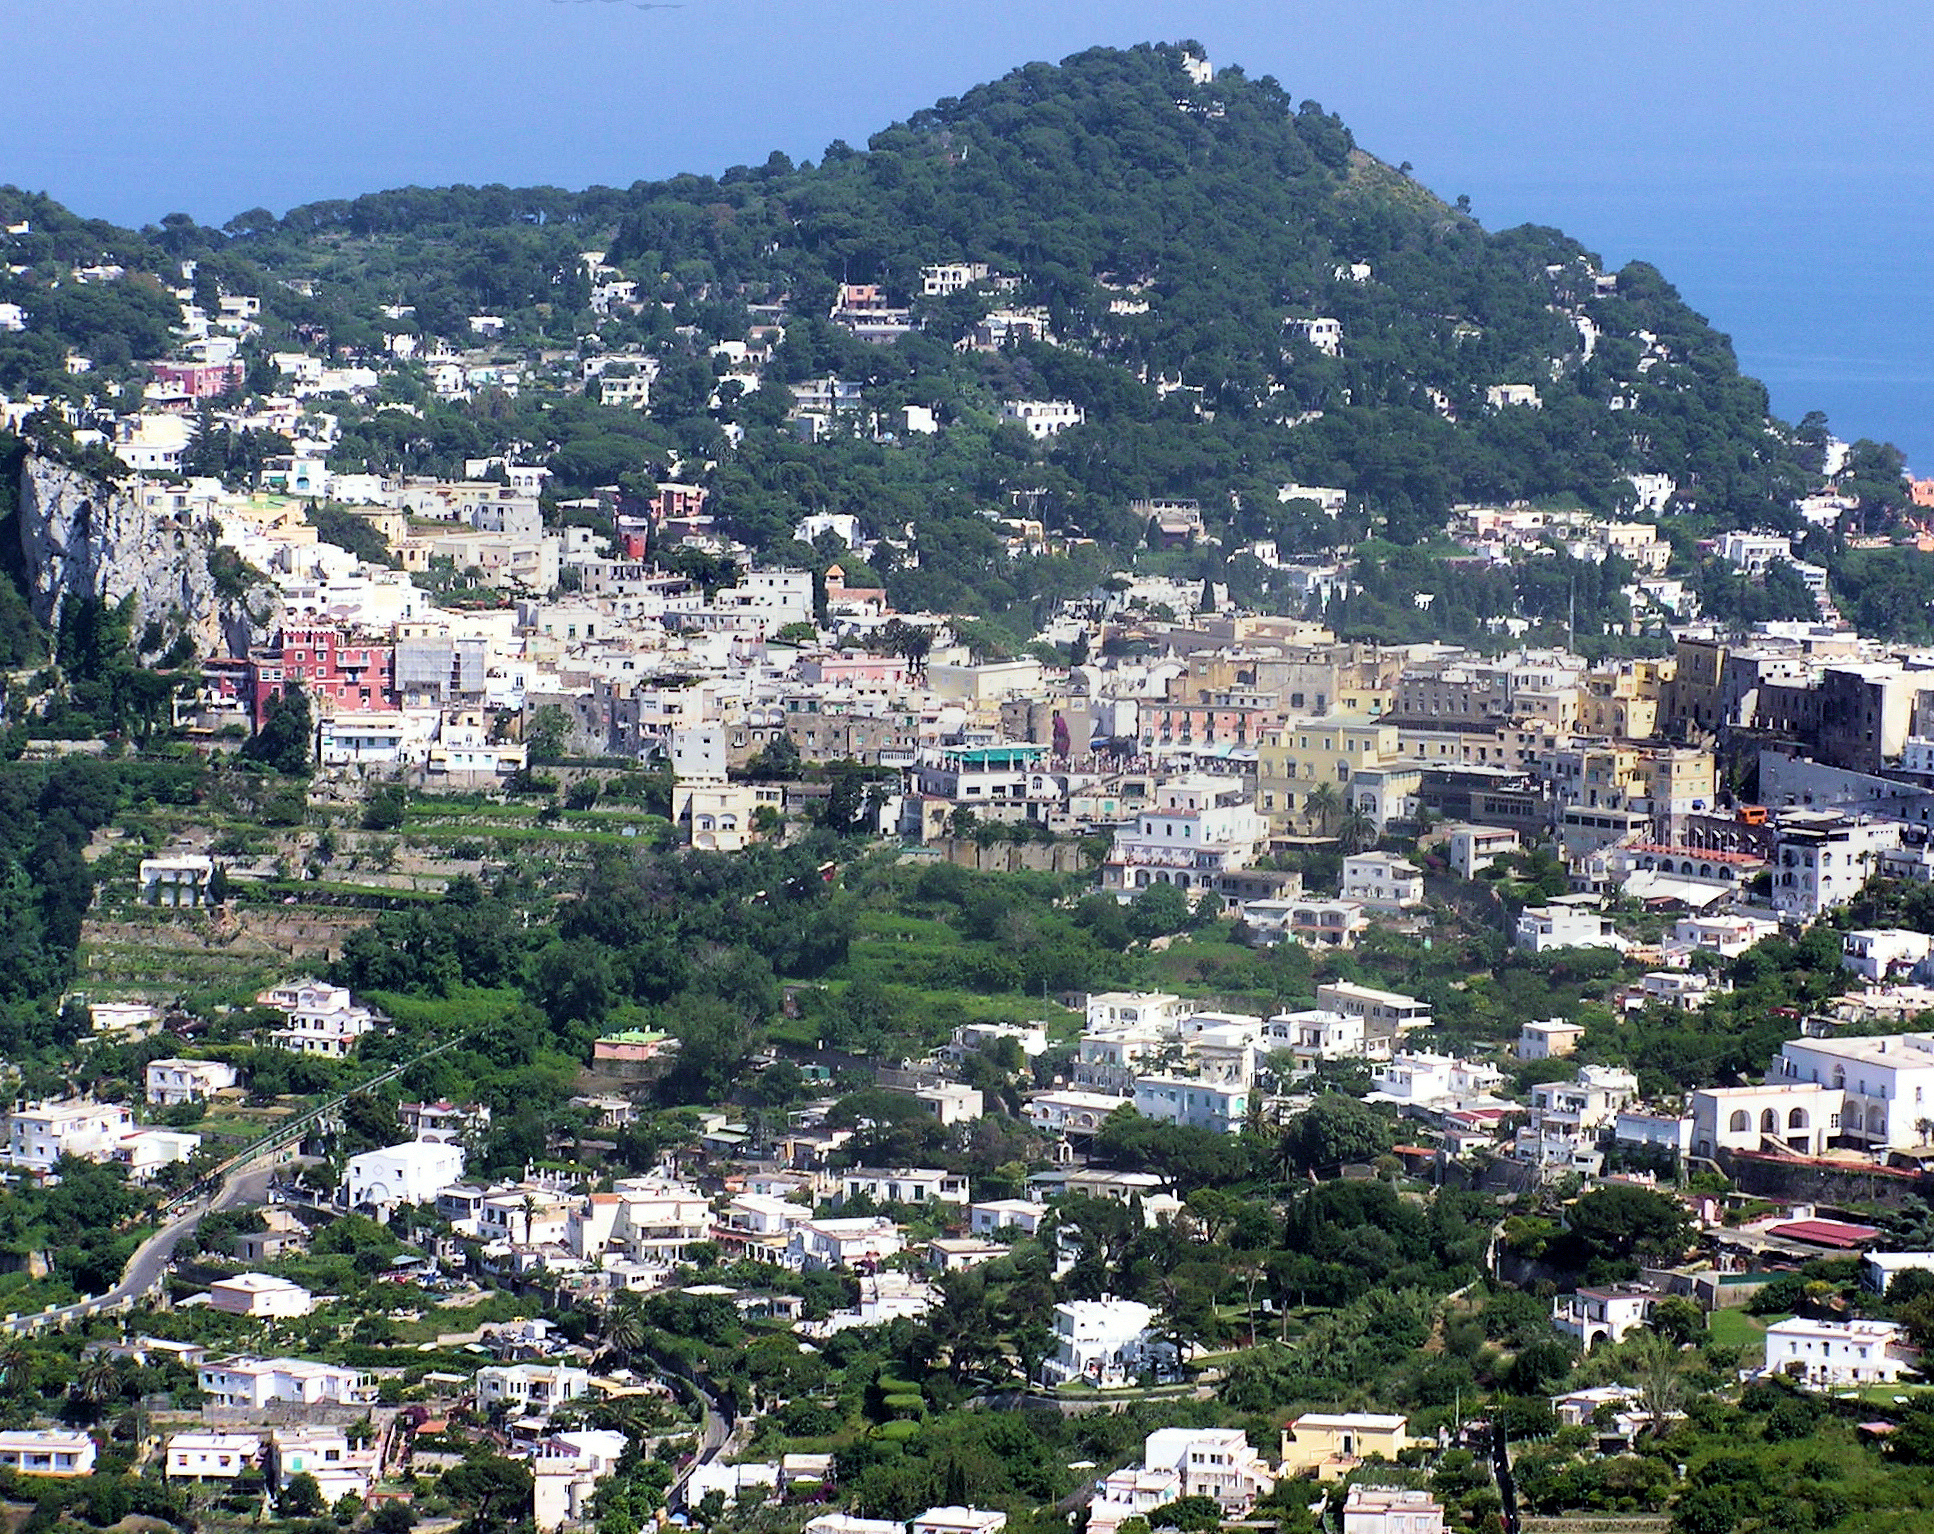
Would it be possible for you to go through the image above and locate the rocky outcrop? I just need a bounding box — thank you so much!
[15,453,279,660]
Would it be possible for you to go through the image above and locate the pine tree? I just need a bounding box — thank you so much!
[242,681,314,775]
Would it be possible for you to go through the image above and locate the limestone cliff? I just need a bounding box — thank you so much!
[15,453,279,660]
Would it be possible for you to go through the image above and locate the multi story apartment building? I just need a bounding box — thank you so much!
[1098,776,1265,901]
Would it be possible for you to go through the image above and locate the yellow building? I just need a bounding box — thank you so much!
[1580,658,1674,741]
[1664,637,1728,738]
[1257,716,1401,830]
[1278,1413,1411,1481]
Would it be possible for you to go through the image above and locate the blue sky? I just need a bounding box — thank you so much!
[7,0,1932,463]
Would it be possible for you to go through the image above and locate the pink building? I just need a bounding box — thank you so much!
[151,361,246,398]
[799,654,908,687]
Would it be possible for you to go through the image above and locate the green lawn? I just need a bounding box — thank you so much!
[1706,1306,1783,1362]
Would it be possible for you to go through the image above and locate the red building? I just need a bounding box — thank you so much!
[150,360,245,398]
[650,483,708,525]
[250,627,397,726]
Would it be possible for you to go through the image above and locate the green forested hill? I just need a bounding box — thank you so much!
[0,42,1851,627]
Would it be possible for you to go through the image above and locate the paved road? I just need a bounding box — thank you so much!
[635,1344,734,1512]
[5,1165,274,1333]
[3,1035,474,1335]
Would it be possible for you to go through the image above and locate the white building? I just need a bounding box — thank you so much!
[1718,529,1794,575]
[840,1168,970,1208]
[921,262,993,296]
[147,1058,239,1105]
[1342,1486,1446,1534]
[1862,1252,1934,1294]
[1099,776,1266,902]
[1000,399,1085,439]
[1771,813,1901,919]
[1178,1013,1264,1084]
[1041,1298,1171,1388]
[684,1461,780,1507]
[911,1509,1007,1534]
[259,978,382,1057]
[1630,970,1724,1012]
[1132,1076,1250,1135]
[399,1099,491,1144]
[807,1519,905,1534]
[1086,992,1186,1033]
[531,1430,631,1532]
[1515,902,1626,954]
[476,1363,592,1414]
[568,1179,711,1266]
[1690,1082,1841,1159]
[948,1020,1050,1059]
[1674,914,1778,960]
[1517,1019,1585,1061]
[2,1099,133,1174]
[117,1125,202,1183]
[1553,1287,1656,1348]
[1023,1090,1128,1137]
[272,1426,380,1504]
[1087,1465,1182,1534]
[1516,1066,1637,1170]
[1075,1019,1175,1092]
[1341,852,1424,911]
[970,1199,1049,1237]
[913,1083,984,1125]
[1086,1427,1270,1531]
[1243,896,1368,949]
[786,1217,906,1272]
[1139,1427,1273,1513]
[1290,316,1343,357]
[1771,1032,1934,1153]
[197,1357,374,1410]
[209,1273,314,1320]
[1533,1066,1637,1134]
[1615,1111,1694,1159]
[0,1430,97,1477]
[1268,1008,1388,1064]
[342,1141,467,1220]
[1842,929,1934,983]
[1316,981,1433,1036]
[140,853,214,907]
[1485,384,1542,410]
[1444,823,1520,879]
[166,1431,262,1482]
[1764,1317,1916,1388]
[1372,1053,1505,1108]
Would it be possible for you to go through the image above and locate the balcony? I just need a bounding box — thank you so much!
[1108,846,1201,870]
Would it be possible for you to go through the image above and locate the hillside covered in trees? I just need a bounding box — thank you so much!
[0,42,1891,638]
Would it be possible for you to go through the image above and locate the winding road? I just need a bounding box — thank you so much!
[2,1034,469,1335]
[3,1165,275,1333]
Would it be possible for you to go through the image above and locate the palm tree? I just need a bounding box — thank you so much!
[72,1356,120,1419]
[1337,810,1377,855]
[0,1337,30,1397]
[601,1292,646,1362]
[1302,780,1342,837]
[1630,1332,1689,1439]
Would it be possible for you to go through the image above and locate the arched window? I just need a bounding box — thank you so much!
[1729,1110,1750,1133]
[1761,1109,1778,1134]
[1788,1108,1808,1131]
